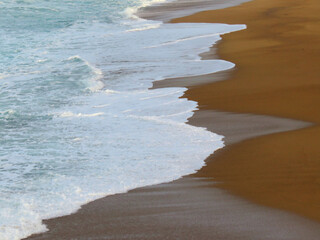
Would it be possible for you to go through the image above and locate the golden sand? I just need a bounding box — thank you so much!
[25,1,320,239]
[172,0,320,221]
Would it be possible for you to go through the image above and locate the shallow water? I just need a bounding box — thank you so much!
[0,0,245,239]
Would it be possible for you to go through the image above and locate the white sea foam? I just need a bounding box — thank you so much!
[0,73,8,79]
[36,59,48,63]
[145,33,221,48]
[57,111,105,118]
[105,89,119,94]
[125,22,162,32]
[0,109,15,115]
[93,104,111,108]
[123,0,170,19]
[66,55,104,92]
[0,1,246,239]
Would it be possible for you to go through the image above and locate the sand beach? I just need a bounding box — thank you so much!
[26,0,320,239]
[173,0,320,221]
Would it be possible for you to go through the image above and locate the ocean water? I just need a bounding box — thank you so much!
[0,0,245,239]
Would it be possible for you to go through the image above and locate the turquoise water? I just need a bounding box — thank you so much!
[0,0,245,239]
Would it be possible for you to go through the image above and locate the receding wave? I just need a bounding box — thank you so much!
[57,111,105,118]
[0,0,245,239]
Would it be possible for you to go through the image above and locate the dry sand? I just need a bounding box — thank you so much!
[26,0,320,239]
[173,0,320,222]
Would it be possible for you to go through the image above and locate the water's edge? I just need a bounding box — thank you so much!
[15,0,248,239]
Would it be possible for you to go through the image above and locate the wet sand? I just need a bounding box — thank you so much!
[26,0,320,239]
[136,0,251,22]
[173,0,320,221]
[26,110,317,240]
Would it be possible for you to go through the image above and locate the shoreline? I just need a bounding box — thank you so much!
[136,0,250,22]
[26,0,320,239]
[173,0,320,221]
